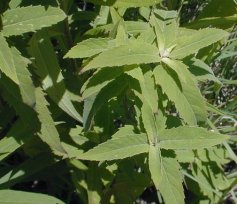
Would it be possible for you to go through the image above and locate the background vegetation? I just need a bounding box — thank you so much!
[0,0,236,203]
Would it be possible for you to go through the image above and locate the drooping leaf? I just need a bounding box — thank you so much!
[35,88,67,156]
[159,126,229,150]
[0,36,35,106]
[153,65,197,125]
[29,31,83,123]
[0,190,65,204]
[85,0,162,7]
[65,38,111,59]
[10,47,35,106]
[0,35,18,84]
[170,28,229,59]
[163,59,207,123]
[188,58,221,83]
[150,155,185,204]
[158,158,184,204]
[2,6,66,36]
[78,134,149,161]
[82,41,160,72]
[149,145,162,187]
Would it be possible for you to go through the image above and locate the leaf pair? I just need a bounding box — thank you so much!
[74,125,228,204]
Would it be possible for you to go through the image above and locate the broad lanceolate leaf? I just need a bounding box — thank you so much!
[157,157,184,204]
[35,88,67,156]
[65,38,111,59]
[170,28,229,59]
[78,134,149,161]
[30,31,83,123]
[159,126,229,150]
[0,36,35,106]
[163,59,207,123]
[0,190,65,204]
[85,0,162,7]
[154,65,197,125]
[0,35,18,84]
[82,41,160,72]
[2,6,66,36]
[149,147,184,204]
[10,47,35,106]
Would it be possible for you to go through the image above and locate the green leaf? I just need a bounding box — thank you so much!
[2,6,66,36]
[149,145,162,186]
[82,67,124,99]
[154,9,178,20]
[35,88,67,156]
[198,0,237,19]
[189,58,221,83]
[0,120,33,161]
[0,153,56,188]
[186,16,237,30]
[0,36,35,106]
[141,100,157,144]
[0,35,18,84]
[29,31,83,123]
[151,156,185,204]
[65,38,111,59]
[153,65,197,125]
[159,126,229,150]
[159,158,184,204]
[83,76,128,130]
[163,59,207,123]
[85,0,162,7]
[10,47,35,106]
[82,41,160,72]
[0,190,65,204]
[78,134,149,161]
[142,68,159,112]
[84,21,149,38]
[170,28,229,59]
[0,75,38,126]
